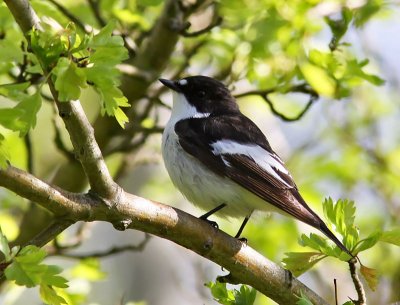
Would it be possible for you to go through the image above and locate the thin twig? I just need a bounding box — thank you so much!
[24,133,34,174]
[51,234,151,258]
[52,111,75,161]
[349,259,366,305]
[87,0,106,27]
[46,0,89,32]
[235,83,319,122]
[180,16,222,37]
[53,222,92,250]
[334,278,338,305]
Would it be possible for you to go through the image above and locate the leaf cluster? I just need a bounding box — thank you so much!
[283,198,400,291]
[31,20,130,127]
[0,227,68,305]
[206,281,256,305]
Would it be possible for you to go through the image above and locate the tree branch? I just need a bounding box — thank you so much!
[0,165,330,305]
[235,83,319,122]
[4,0,120,202]
[349,259,366,305]
[50,234,151,258]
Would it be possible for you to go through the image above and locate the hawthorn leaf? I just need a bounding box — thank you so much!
[282,252,326,276]
[40,284,67,305]
[53,57,87,101]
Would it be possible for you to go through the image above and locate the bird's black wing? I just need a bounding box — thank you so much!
[174,114,318,224]
[175,114,352,256]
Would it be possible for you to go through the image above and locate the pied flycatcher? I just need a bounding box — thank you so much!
[159,75,352,256]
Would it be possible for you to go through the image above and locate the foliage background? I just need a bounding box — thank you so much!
[0,0,399,304]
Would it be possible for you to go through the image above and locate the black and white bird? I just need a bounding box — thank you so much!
[159,75,352,256]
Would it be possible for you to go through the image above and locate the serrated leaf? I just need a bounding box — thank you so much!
[42,265,69,288]
[14,91,42,135]
[5,258,47,287]
[82,21,130,127]
[4,245,68,289]
[0,226,11,262]
[322,198,359,251]
[53,57,87,101]
[40,284,67,305]
[0,86,42,135]
[206,281,234,305]
[235,285,256,305]
[360,264,378,291]
[379,228,400,246]
[282,252,326,276]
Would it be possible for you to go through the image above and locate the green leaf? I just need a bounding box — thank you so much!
[282,252,326,276]
[40,284,67,305]
[0,85,42,135]
[30,26,66,68]
[206,281,234,305]
[71,258,106,281]
[300,62,336,98]
[322,198,359,251]
[14,91,42,135]
[53,57,87,101]
[379,228,400,246]
[5,245,68,289]
[296,293,314,305]
[0,226,11,262]
[82,20,130,128]
[5,257,46,287]
[234,285,256,305]
[360,264,378,291]
[42,265,69,288]
[354,231,381,253]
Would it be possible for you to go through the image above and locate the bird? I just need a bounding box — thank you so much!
[159,75,352,257]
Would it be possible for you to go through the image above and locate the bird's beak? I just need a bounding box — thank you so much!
[159,78,181,92]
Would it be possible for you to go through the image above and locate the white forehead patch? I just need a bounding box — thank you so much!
[178,79,188,86]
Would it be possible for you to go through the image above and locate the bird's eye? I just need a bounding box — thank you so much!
[197,91,206,98]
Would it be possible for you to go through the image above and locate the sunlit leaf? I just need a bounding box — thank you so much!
[354,232,381,253]
[379,228,400,246]
[300,62,336,97]
[71,258,106,281]
[282,252,326,276]
[40,284,67,305]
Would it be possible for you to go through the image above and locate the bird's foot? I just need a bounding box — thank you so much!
[199,216,219,229]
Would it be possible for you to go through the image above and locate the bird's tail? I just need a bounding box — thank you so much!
[317,221,354,258]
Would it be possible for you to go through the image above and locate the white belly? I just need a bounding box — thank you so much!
[161,123,275,218]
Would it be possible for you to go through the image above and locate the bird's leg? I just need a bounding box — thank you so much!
[199,203,227,228]
[234,211,253,242]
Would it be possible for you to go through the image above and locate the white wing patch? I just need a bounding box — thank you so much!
[211,140,291,187]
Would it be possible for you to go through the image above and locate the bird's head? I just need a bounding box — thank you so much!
[159,76,239,116]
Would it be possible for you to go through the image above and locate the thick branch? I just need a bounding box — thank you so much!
[0,165,330,305]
